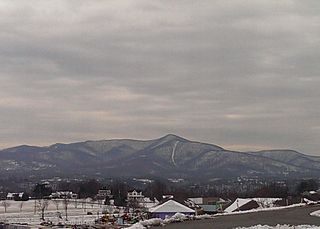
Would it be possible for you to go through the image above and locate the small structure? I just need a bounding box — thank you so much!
[224,198,259,213]
[302,190,320,202]
[6,193,16,200]
[162,195,174,199]
[149,199,195,219]
[187,197,230,214]
[50,191,78,199]
[6,192,28,201]
[198,204,221,214]
[188,197,228,205]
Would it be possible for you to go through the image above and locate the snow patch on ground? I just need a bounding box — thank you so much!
[126,213,189,229]
[218,203,306,216]
[126,223,146,229]
[163,212,188,224]
[235,225,320,229]
[194,214,214,220]
[310,210,320,217]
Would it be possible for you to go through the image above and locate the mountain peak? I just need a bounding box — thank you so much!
[158,134,188,142]
[3,144,42,152]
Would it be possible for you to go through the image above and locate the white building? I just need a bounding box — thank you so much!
[149,199,195,219]
[6,192,25,200]
[50,191,78,199]
[127,190,144,201]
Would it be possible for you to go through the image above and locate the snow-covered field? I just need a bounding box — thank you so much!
[235,225,320,229]
[0,199,106,226]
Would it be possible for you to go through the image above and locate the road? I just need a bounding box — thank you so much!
[158,205,320,229]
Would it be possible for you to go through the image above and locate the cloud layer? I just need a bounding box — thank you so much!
[1,0,320,155]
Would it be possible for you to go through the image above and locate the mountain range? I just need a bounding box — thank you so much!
[0,134,319,181]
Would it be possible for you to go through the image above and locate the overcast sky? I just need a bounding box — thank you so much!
[1,0,320,155]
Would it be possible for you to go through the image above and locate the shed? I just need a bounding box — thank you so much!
[199,204,221,214]
[224,198,259,213]
[149,199,195,219]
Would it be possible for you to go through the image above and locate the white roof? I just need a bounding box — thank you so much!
[224,198,253,213]
[7,193,14,198]
[7,192,24,198]
[149,200,195,213]
[225,198,282,212]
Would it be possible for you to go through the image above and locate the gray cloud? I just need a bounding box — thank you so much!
[1,0,320,155]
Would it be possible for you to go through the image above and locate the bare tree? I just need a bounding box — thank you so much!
[34,199,37,214]
[1,200,11,213]
[19,201,24,212]
[52,199,60,211]
[82,199,87,212]
[90,198,95,209]
[36,199,49,220]
[73,199,78,209]
[97,199,103,207]
[62,197,70,221]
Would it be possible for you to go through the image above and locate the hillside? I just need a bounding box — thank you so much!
[0,134,319,180]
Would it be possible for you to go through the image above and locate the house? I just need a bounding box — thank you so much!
[187,197,230,214]
[149,199,195,219]
[6,192,28,201]
[6,193,15,200]
[50,191,78,199]
[302,190,320,202]
[224,198,259,213]
[127,190,144,202]
[126,190,158,209]
[188,197,228,205]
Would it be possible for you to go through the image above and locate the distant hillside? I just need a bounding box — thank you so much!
[0,134,319,180]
